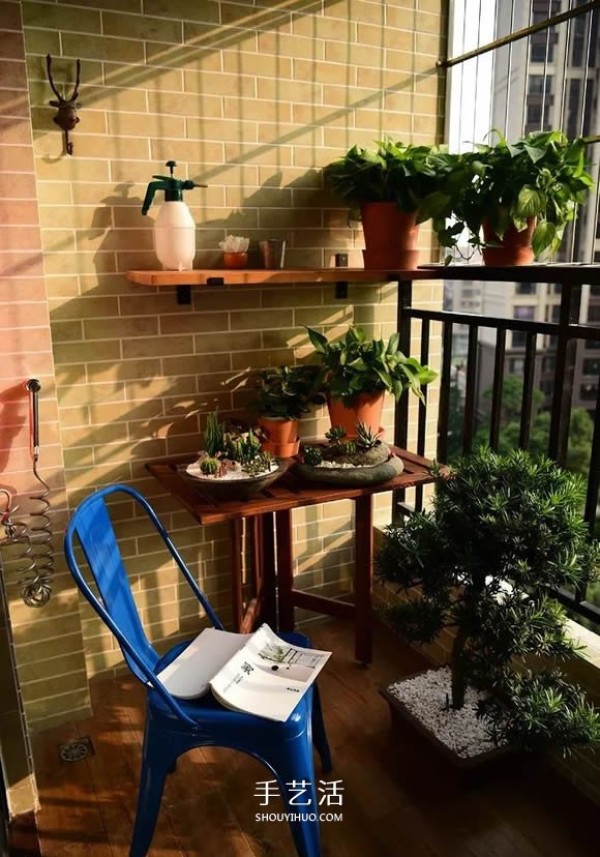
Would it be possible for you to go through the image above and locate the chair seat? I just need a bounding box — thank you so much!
[151,630,316,731]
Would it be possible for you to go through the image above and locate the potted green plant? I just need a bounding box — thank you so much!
[376,447,600,761]
[254,364,325,457]
[306,324,437,436]
[437,130,594,265]
[182,412,287,501]
[323,139,459,269]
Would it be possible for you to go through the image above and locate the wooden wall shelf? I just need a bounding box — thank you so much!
[126,264,600,304]
[126,267,434,304]
[126,267,431,286]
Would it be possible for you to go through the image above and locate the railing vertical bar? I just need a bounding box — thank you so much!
[394,280,413,522]
[577,382,600,602]
[395,280,414,451]
[583,382,600,530]
[413,318,431,512]
[462,323,479,454]
[548,283,581,464]
[437,321,454,464]
[489,327,507,449]
[417,318,430,457]
[519,331,538,450]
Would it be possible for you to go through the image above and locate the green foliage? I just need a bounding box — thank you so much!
[479,670,600,754]
[376,446,600,752]
[255,364,325,420]
[471,377,594,477]
[306,324,437,404]
[443,130,593,259]
[322,138,460,217]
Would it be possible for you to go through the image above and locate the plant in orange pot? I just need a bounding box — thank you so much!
[439,130,593,265]
[323,139,459,270]
[254,364,325,458]
[306,325,437,437]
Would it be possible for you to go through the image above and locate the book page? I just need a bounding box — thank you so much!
[157,628,252,699]
[209,624,331,721]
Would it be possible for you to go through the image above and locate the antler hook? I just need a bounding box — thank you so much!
[45,54,82,156]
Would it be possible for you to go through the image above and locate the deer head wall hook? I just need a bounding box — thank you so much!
[45,54,81,156]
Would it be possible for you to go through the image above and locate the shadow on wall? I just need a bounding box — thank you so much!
[0,384,27,485]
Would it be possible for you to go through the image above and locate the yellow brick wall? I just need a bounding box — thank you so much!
[13,0,447,729]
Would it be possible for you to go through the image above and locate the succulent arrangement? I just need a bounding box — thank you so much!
[301,422,389,469]
[198,412,274,479]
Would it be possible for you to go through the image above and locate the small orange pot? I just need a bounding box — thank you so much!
[261,438,300,458]
[223,252,248,269]
[257,417,300,445]
[482,218,536,266]
[327,392,385,437]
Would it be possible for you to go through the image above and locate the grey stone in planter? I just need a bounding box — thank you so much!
[294,454,403,487]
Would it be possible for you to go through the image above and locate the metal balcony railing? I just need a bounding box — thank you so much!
[393,265,600,629]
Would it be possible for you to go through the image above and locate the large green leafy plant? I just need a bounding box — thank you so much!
[438,130,593,259]
[322,138,459,217]
[376,447,600,753]
[306,325,437,404]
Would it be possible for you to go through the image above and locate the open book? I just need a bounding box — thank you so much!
[156,623,331,722]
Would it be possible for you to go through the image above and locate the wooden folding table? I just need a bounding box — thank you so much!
[146,448,434,663]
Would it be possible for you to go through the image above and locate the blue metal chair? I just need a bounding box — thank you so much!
[64,484,332,857]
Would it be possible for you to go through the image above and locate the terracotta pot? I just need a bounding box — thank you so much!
[223,251,248,269]
[360,202,420,270]
[261,438,300,458]
[257,417,299,446]
[327,392,385,437]
[481,218,536,266]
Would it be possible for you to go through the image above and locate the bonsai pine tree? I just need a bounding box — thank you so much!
[376,446,600,753]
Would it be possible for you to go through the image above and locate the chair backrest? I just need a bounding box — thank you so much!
[64,484,223,725]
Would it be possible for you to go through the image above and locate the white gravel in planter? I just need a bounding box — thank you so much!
[387,667,506,759]
[185,461,277,481]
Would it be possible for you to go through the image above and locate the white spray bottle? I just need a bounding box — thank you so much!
[141,160,206,270]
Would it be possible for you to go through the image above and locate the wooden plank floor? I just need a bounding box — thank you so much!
[30,618,600,857]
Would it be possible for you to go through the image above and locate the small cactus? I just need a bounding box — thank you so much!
[339,440,357,455]
[303,445,323,466]
[244,451,273,476]
[325,425,346,442]
[203,411,225,456]
[200,456,220,475]
[356,422,381,450]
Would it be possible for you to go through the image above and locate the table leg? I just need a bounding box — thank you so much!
[230,518,243,631]
[276,509,295,631]
[354,494,374,664]
[259,514,277,628]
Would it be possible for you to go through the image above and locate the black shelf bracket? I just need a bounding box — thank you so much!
[176,285,192,305]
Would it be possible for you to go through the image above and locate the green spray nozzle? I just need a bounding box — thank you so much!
[141,160,207,214]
